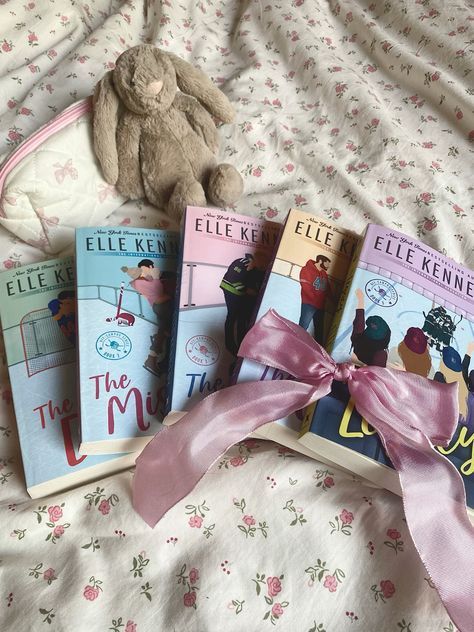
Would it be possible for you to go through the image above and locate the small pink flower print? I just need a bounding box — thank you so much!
[188,515,203,528]
[330,128,339,136]
[431,71,440,81]
[386,196,395,205]
[242,438,259,449]
[380,580,395,599]
[183,591,196,607]
[20,107,32,116]
[83,585,99,601]
[420,192,432,204]
[340,509,354,525]
[286,163,294,172]
[28,32,38,43]
[371,118,380,126]
[230,456,245,467]
[267,576,282,598]
[43,568,56,583]
[7,99,16,109]
[252,167,262,177]
[53,525,65,538]
[422,141,434,149]
[48,505,63,522]
[125,622,137,632]
[2,40,12,52]
[366,64,376,72]
[323,574,338,592]
[243,515,256,526]
[98,499,110,515]
[324,476,334,488]
[8,130,21,142]
[189,568,199,584]
[3,259,14,269]
[387,529,401,540]
[272,603,284,616]
[423,218,436,232]
[399,180,410,189]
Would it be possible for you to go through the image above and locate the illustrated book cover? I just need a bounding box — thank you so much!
[298,224,474,514]
[166,206,280,420]
[234,208,359,453]
[0,257,138,498]
[76,227,179,454]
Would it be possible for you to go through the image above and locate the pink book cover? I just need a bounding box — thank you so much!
[167,206,280,413]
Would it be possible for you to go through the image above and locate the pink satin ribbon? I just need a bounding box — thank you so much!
[133,310,474,631]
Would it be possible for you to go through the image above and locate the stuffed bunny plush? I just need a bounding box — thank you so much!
[92,45,243,219]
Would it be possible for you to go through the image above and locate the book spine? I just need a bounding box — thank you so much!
[298,235,363,439]
[164,222,185,414]
[325,235,363,354]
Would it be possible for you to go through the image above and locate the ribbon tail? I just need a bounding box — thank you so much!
[383,436,474,631]
[133,378,330,528]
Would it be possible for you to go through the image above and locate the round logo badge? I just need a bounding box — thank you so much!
[365,279,398,307]
[96,331,132,360]
[185,335,220,366]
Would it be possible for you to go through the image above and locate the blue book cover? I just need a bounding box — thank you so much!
[0,257,138,498]
[166,206,280,417]
[76,227,179,454]
[299,225,474,511]
[234,208,359,451]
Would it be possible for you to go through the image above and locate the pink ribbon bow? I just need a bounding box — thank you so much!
[133,310,473,631]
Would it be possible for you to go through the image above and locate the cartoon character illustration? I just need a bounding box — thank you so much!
[434,346,469,422]
[106,281,136,326]
[121,259,176,375]
[220,252,267,356]
[298,255,334,345]
[462,342,474,431]
[47,290,76,346]
[350,288,391,367]
[395,327,432,377]
[422,305,462,351]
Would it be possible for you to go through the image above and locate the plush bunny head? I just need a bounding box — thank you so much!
[112,46,177,115]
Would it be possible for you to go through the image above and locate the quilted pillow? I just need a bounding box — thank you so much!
[0,98,126,254]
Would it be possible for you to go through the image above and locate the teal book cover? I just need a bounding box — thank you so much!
[166,207,280,416]
[76,227,179,454]
[0,257,138,498]
[299,225,474,511]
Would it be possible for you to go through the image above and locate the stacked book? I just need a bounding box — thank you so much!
[0,207,473,518]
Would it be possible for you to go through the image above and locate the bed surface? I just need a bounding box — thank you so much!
[0,1,472,630]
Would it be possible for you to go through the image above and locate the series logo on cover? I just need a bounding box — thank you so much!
[186,335,219,366]
[96,331,132,360]
[365,278,398,307]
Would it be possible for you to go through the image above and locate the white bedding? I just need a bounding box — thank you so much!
[0,1,472,630]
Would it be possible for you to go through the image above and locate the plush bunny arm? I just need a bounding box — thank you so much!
[116,114,145,200]
[174,93,219,154]
[92,72,120,184]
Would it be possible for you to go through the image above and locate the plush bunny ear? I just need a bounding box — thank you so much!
[166,52,235,123]
[92,71,120,184]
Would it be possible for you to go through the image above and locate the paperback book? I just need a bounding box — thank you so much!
[234,208,359,453]
[166,206,280,420]
[298,224,474,514]
[76,227,179,454]
[0,257,138,498]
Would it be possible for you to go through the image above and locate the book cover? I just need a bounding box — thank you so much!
[0,257,138,498]
[234,209,359,453]
[76,227,179,454]
[299,224,474,512]
[166,206,280,415]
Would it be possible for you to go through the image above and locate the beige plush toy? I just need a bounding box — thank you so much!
[92,45,244,219]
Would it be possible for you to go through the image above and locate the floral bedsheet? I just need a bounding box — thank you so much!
[0,0,472,630]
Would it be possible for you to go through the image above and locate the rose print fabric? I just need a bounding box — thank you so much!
[0,0,472,630]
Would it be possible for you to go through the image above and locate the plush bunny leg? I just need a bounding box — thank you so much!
[208,164,244,208]
[167,176,207,220]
